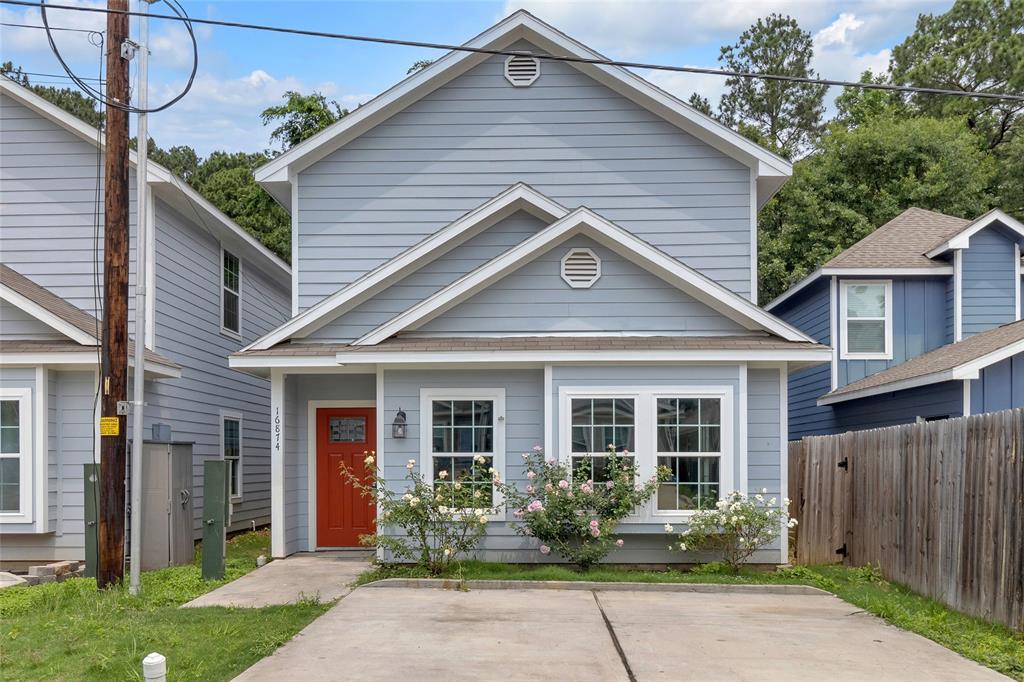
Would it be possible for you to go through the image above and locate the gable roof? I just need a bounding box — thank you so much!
[924,208,1024,258]
[353,207,814,345]
[824,208,970,270]
[254,10,791,208]
[243,183,568,351]
[0,264,180,377]
[819,319,1024,405]
[0,77,291,287]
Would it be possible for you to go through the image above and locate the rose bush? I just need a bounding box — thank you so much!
[339,452,492,575]
[668,489,796,572]
[498,445,666,570]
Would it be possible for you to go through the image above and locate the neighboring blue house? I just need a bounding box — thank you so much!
[0,78,292,564]
[229,12,830,564]
[767,207,1024,439]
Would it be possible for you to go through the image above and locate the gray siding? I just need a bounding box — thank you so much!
[146,198,290,535]
[416,235,749,336]
[0,300,64,340]
[833,381,964,431]
[296,40,754,310]
[308,211,548,342]
[961,227,1018,337]
[970,354,1024,414]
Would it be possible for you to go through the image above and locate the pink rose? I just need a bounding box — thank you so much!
[589,519,599,528]
[526,470,536,480]
[590,528,600,538]
[513,509,524,519]
[533,445,544,452]
[527,500,544,513]
[547,458,555,465]
[558,480,569,489]
[539,545,551,555]
[605,480,614,490]
[616,539,624,547]
[526,485,535,494]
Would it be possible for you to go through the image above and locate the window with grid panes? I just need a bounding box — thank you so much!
[431,399,495,508]
[656,397,722,511]
[570,397,636,482]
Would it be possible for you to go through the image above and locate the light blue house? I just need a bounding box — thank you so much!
[230,12,830,564]
[767,207,1024,439]
[0,78,292,563]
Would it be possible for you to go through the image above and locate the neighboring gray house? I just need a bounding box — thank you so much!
[230,12,830,564]
[0,78,291,563]
[767,207,1024,439]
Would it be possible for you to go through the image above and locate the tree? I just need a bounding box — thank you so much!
[834,71,907,128]
[687,93,715,118]
[718,14,828,158]
[759,115,999,302]
[2,61,104,128]
[407,59,435,75]
[890,0,1024,148]
[260,90,348,150]
[147,142,200,184]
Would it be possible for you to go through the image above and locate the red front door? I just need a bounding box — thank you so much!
[316,407,376,548]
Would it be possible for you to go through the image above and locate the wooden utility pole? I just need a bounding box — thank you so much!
[98,0,130,589]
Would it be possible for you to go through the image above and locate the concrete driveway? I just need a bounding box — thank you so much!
[234,584,1005,681]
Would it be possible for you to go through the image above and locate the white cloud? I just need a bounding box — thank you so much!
[146,69,373,155]
[644,68,727,111]
[813,12,863,48]
[1,1,107,62]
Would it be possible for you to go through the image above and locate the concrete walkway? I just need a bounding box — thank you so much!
[183,551,372,608]
[233,584,1006,680]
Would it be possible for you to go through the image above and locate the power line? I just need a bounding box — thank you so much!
[2,0,1022,103]
[0,19,102,32]
[9,69,106,82]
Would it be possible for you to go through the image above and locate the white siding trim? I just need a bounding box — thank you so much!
[765,267,954,311]
[738,362,748,495]
[34,366,47,530]
[818,370,957,406]
[146,196,156,349]
[0,285,97,346]
[331,349,833,366]
[355,207,815,345]
[270,369,286,557]
[962,379,971,417]
[829,277,838,390]
[375,367,385,562]
[0,352,180,378]
[1015,243,1021,322]
[954,249,963,342]
[291,172,300,317]
[777,363,789,564]
[749,168,757,304]
[838,280,893,361]
[926,208,1024,258]
[0,386,34,525]
[306,399,377,552]
[245,183,568,351]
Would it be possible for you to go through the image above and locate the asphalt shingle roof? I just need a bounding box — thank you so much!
[825,320,1024,399]
[824,207,971,269]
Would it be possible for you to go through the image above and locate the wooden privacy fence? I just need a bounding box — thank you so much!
[788,408,1024,630]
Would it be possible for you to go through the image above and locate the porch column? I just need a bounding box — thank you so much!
[270,368,286,558]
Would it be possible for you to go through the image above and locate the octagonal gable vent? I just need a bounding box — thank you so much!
[561,248,601,288]
[504,55,541,87]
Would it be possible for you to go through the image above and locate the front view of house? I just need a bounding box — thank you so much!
[230,12,830,563]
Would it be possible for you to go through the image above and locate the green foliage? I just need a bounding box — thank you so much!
[718,14,827,158]
[833,70,907,128]
[758,115,999,302]
[2,61,104,128]
[687,93,714,117]
[672,490,794,572]
[890,0,1024,148]
[260,90,348,150]
[497,446,666,570]
[407,59,436,74]
[339,452,490,575]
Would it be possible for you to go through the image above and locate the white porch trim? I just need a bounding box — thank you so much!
[270,369,286,558]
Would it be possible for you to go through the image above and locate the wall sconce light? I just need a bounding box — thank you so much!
[392,408,407,439]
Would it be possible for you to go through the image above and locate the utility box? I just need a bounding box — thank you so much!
[139,441,194,570]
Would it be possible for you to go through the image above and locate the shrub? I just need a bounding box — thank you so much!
[340,452,492,575]
[670,490,795,572]
[498,446,665,570]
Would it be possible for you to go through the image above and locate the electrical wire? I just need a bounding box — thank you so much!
[9,69,106,83]
[0,19,100,32]
[3,0,1023,103]
[37,0,197,113]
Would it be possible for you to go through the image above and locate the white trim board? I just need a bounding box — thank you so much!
[0,351,181,379]
[926,209,1024,258]
[354,207,815,346]
[305,399,377,552]
[244,183,568,351]
[838,279,893,361]
[0,386,34,525]
[764,267,953,311]
[254,11,790,208]
[0,284,97,346]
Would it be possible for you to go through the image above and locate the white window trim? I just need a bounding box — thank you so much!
[220,410,243,502]
[839,279,893,361]
[0,387,33,524]
[419,388,506,520]
[557,385,735,524]
[220,246,243,341]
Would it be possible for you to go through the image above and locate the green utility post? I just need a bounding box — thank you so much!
[83,464,99,578]
[201,459,227,580]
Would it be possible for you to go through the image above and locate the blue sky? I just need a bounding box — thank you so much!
[1,0,952,156]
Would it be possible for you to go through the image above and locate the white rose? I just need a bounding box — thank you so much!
[663,523,674,533]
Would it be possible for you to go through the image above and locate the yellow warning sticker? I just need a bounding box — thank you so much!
[99,417,120,437]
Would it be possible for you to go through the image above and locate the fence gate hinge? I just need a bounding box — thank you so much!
[837,457,849,470]
[836,543,848,558]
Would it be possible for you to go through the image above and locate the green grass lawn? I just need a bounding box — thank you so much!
[0,531,331,681]
[359,561,1024,679]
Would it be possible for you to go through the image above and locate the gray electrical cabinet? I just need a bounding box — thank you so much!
[140,441,195,570]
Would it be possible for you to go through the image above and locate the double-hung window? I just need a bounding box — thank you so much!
[656,397,722,511]
[421,389,505,512]
[221,412,242,500]
[840,280,892,359]
[0,388,32,521]
[221,249,241,337]
[569,397,636,482]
